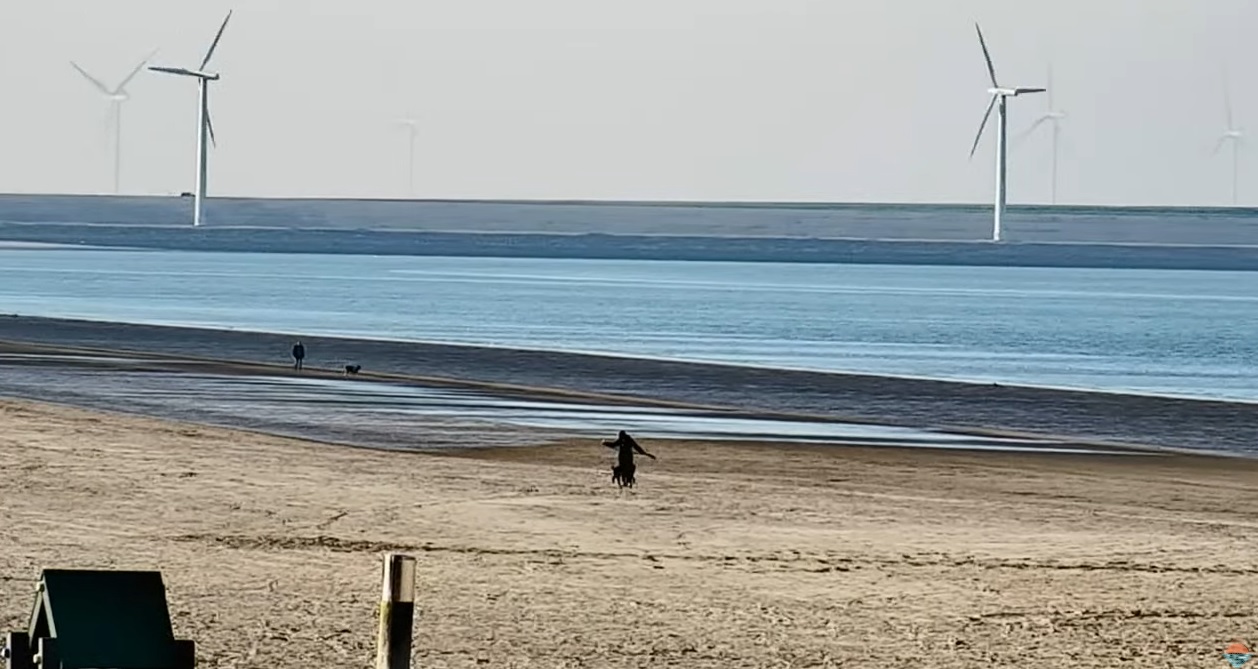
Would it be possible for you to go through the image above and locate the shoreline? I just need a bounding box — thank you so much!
[0,313,1240,406]
[0,340,1167,458]
[1,315,1256,455]
[12,309,1247,406]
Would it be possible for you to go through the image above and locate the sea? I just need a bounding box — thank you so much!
[1,246,1255,403]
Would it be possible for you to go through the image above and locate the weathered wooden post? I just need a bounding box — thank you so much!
[375,553,417,669]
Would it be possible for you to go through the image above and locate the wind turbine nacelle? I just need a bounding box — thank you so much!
[989,86,1046,97]
[186,69,221,80]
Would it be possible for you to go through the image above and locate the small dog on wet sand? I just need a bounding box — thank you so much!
[343,364,361,375]
[612,462,637,488]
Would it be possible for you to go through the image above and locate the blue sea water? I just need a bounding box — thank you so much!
[0,247,1255,402]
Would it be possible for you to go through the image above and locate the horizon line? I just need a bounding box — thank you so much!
[1,191,1258,213]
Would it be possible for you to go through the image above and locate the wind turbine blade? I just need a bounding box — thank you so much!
[969,95,997,159]
[70,62,112,96]
[1015,115,1053,144]
[1046,64,1054,110]
[975,23,998,87]
[200,10,233,70]
[1213,135,1229,156]
[148,65,196,77]
[1224,73,1234,130]
[1014,87,1047,95]
[113,49,160,94]
[206,111,217,149]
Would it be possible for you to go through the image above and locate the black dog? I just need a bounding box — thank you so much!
[343,364,361,375]
[612,463,637,488]
[602,431,655,489]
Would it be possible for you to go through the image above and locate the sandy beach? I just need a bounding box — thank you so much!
[2,398,1257,668]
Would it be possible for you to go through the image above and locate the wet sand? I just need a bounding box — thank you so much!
[1,399,1256,668]
[2,315,1258,454]
[0,347,1136,455]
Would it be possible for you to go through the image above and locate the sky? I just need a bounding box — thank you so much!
[1,0,1255,206]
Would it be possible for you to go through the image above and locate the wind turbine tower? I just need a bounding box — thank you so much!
[148,11,233,227]
[1215,75,1245,206]
[1019,66,1067,205]
[968,23,1046,242]
[70,51,158,194]
[398,118,419,197]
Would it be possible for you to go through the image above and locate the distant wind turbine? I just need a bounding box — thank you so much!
[397,118,419,197]
[967,23,1046,242]
[70,50,158,194]
[148,11,233,227]
[1016,66,1067,205]
[1215,74,1244,206]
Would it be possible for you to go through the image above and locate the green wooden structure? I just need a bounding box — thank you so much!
[3,570,194,669]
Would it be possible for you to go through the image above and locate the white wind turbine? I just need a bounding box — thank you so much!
[1215,75,1244,206]
[967,23,1046,242]
[148,11,233,227]
[70,50,158,194]
[1016,66,1067,205]
[397,118,419,197]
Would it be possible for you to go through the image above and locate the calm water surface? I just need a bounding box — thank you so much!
[0,248,1255,401]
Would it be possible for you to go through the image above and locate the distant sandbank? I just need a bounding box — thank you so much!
[2,221,1258,271]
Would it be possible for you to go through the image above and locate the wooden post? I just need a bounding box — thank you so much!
[4,632,32,669]
[375,553,416,669]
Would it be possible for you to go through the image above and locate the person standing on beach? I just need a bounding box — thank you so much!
[602,430,655,488]
[291,341,306,371]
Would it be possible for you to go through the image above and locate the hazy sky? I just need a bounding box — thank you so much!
[2,0,1255,205]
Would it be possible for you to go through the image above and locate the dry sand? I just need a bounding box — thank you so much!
[3,400,1258,667]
